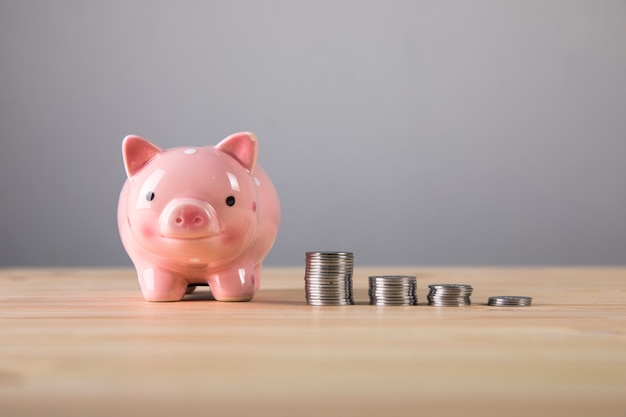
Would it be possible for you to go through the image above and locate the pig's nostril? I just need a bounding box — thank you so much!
[175,217,183,225]
[193,216,203,225]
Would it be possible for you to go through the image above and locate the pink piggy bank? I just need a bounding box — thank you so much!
[117,132,280,302]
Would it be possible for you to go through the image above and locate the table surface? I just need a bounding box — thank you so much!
[1,267,625,417]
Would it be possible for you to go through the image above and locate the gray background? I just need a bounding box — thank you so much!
[1,0,625,267]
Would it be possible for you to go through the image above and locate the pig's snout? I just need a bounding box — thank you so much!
[159,198,220,238]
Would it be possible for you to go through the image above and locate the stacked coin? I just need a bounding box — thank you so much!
[368,276,417,306]
[488,296,532,306]
[304,251,354,306]
[427,284,473,306]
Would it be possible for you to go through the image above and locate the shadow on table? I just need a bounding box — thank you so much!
[182,286,380,306]
[182,286,306,305]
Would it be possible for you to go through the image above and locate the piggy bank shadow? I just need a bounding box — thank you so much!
[182,284,305,305]
[182,284,216,301]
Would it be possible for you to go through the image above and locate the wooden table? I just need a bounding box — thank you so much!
[1,267,625,417]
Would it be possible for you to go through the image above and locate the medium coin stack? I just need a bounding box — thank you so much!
[427,284,473,306]
[368,275,418,306]
[304,251,354,306]
[488,296,532,306]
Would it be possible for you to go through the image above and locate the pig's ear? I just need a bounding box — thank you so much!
[216,132,258,173]
[122,135,163,178]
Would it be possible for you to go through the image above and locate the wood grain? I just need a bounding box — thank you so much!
[1,267,625,417]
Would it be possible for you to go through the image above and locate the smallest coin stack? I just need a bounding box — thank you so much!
[427,284,473,306]
[488,296,532,306]
[369,275,418,306]
[304,252,354,306]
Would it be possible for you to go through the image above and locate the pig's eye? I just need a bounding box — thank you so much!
[146,192,155,202]
[225,196,236,206]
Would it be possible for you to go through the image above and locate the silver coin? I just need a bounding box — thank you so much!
[308,283,352,288]
[370,287,415,292]
[306,291,352,296]
[428,284,469,287]
[306,260,354,265]
[305,293,353,299]
[370,301,417,306]
[369,282,416,287]
[428,293,472,298]
[370,300,418,306]
[305,273,352,278]
[306,286,352,292]
[306,288,352,295]
[427,288,470,292]
[306,254,353,258]
[306,291,353,298]
[305,284,352,290]
[308,280,351,285]
[305,283,351,290]
[369,275,416,281]
[304,271,353,276]
[370,293,416,299]
[428,290,473,296]
[369,291,416,296]
[306,266,353,271]
[427,295,470,300]
[370,292,416,296]
[488,296,532,306]
[428,293,472,297]
[427,295,471,299]
[369,279,416,283]
[369,284,416,290]
[369,283,416,288]
[306,258,353,264]
[305,276,352,282]
[370,283,416,288]
[429,283,473,288]
[307,300,354,306]
[306,263,353,268]
[305,277,352,283]
[370,300,417,305]
[305,274,353,279]
[306,263,353,267]
[306,267,353,272]
[306,258,353,262]
[427,296,471,300]
[306,251,353,256]
[307,296,354,301]
[428,301,471,306]
[369,292,417,297]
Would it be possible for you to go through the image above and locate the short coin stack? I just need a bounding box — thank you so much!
[488,296,532,306]
[369,275,418,306]
[427,284,473,306]
[304,251,354,306]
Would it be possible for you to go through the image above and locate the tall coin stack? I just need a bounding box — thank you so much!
[304,251,354,306]
[369,275,418,306]
[427,284,473,306]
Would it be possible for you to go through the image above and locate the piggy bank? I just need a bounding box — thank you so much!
[117,132,280,302]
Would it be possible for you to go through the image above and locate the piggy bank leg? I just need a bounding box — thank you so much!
[135,265,188,302]
[207,266,256,301]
